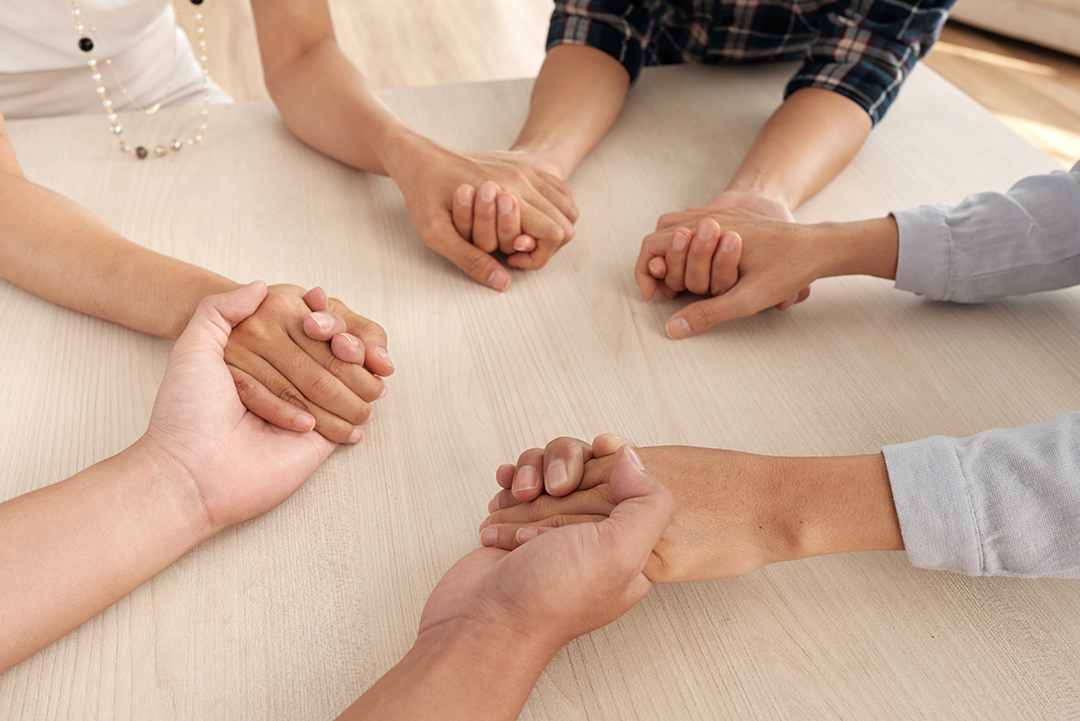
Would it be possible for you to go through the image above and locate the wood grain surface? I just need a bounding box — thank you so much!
[2,64,1078,720]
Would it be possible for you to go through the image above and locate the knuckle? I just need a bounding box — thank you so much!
[307,371,342,402]
[231,373,261,403]
[277,386,310,410]
[528,496,554,523]
[459,252,492,279]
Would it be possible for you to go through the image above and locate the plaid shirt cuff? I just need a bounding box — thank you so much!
[785,57,905,125]
[547,11,645,83]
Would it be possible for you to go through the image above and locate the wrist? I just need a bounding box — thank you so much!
[416,614,561,672]
[375,127,438,183]
[507,140,570,181]
[720,178,794,214]
[343,616,556,719]
[811,217,900,281]
[166,273,242,341]
[122,436,217,545]
[773,454,904,562]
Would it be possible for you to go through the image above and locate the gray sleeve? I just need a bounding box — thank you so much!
[882,412,1080,578]
[891,161,1080,302]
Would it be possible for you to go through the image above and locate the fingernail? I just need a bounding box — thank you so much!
[497,196,514,215]
[342,333,360,348]
[667,317,691,339]
[480,184,497,203]
[546,459,567,490]
[312,312,334,332]
[378,387,388,400]
[455,186,473,204]
[696,221,718,242]
[515,465,538,492]
[481,527,498,547]
[672,232,689,253]
[626,445,646,470]
[294,414,315,432]
[376,347,393,368]
[487,269,510,291]
[513,235,531,252]
[720,233,739,252]
[517,528,539,543]
[362,409,374,425]
[478,518,491,531]
[347,427,363,444]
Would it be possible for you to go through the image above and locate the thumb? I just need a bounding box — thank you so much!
[430,220,511,292]
[665,288,753,339]
[173,281,268,358]
[601,446,674,567]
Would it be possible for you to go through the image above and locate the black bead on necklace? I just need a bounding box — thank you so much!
[78,37,94,52]
[190,0,204,5]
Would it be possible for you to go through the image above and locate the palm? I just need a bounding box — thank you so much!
[144,288,336,532]
[418,548,507,633]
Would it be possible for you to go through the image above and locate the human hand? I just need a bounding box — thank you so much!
[480,435,796,582]
[386,138,578,289]
[419,445,674,653]
[450,149,574,264]
[636,208,820,339]
[223,284,392,444]
[141,282,337,535]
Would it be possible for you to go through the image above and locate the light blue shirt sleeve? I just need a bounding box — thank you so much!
[881,162,1080,578]
[883,413,1080,578]
[891,160,1080,302]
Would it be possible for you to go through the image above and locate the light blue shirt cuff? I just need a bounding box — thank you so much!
[883,436,982,575]
[891,204,952,301]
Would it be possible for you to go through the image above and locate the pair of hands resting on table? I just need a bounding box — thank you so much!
[0,282,337,673]
[481,434,904,583]
[2,288,676,721]
[0,109,391,446]
[635,208,901,339]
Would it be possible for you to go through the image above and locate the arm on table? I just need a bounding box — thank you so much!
[339,445,674,719]
[480,435,902,583]
[251,0,577,286]
[485,418,1080,581]
[0,283,336,674]
[639,160,1080,337]
[0,111,390,443]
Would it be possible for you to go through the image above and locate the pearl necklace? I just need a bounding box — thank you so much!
[69,0,212,159]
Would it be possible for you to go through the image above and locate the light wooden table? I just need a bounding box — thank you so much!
[3,64,1079,720]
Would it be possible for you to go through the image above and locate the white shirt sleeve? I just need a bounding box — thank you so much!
[891,161,1080,303]
[883,413,1080,578]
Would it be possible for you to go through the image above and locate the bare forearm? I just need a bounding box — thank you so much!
[0,172,239,340]
[511,45,630,180]
[262,39,415,175]
[340,621,554,720]
[724,88,873,211]
[771,453,904,563]
[0,441,209,673]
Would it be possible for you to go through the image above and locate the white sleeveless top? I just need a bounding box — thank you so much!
[0,0,230,119]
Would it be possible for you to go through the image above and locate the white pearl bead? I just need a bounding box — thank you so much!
[110,124,123,134]
[103,100,111,107]
[92,73,101,81]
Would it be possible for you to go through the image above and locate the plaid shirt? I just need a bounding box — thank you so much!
[548,0,955,124]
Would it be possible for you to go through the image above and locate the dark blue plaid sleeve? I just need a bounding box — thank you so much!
[785,0,955,125]
[547,1,648,82]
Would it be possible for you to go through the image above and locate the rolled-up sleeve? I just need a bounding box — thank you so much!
[785,0,954,124]
[883,413,1080,578]
[893,161,1080,302]
[548,0,646,82]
